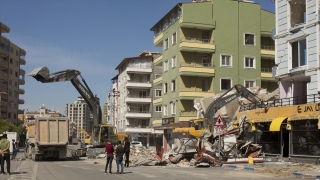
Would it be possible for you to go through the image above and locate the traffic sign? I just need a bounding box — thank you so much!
[216,126,223,135]
[214,115,225,126]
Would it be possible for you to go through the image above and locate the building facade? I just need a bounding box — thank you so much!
[150,0,276,126]
[113,51,163,146]
[0,22,26,124]
[66,97,91,141]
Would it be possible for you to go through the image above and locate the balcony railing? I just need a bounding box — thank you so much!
[180,62,214,68]
[180,37,213,44]
[261,45,275,50]
[180,111,197,117]
[127,125,150,128]
[18,89,25,94]
[127,64,152,69]
[261,68,272,72]
[180,88,210,92]
[0,60,8,69]
[126,106,151,113]
[127,80,150,83]
[127,95,151,98]
[18,99,25,104]
[19,58,26,65]
[20,68,25,75]
[239,94,320,112]
[19,79,25,85]
[0,73,7,81]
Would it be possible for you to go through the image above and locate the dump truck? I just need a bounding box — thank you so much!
[25,117,69,161]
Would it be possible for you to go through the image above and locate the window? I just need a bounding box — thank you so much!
[8,113,11,119]
[171,79,176,91]
[291,39,306,68]
[15,82,17,87]
[164,60,168,71]
[10,58,12,64]
[10,47,13,53]
[244,57,255,68]
[139,105,147,113]
[171,102,176,115]
[220,55,232,66]
[139,91,147,98]
[244,33,255,45]
[163,105,167,116]
[10,69,12,75]
[221,79,231,90]
[164,82,168,94]
[9,90,12,96]
[289,1,306,27]
[155,89,162,97]
[245,80,255,88]
[172,32,177,45]
[15,71,18,77]
[164,38,169,50]
[202,56,210,67]
[156,105,162,112]
[171,55,176,68]
[15,61,18,67]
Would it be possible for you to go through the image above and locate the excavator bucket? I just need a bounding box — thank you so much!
[28,67,50,82]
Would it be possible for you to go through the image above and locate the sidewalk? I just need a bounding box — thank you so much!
[221,162,320,179]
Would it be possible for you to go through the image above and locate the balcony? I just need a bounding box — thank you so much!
[0,23,10,33]
[127,64,152,74]
[261,68,273,79]
[179,62,215,77]
[153,32,163,47]
[125,95,152,103]
[0,59,8,69]
[19,79,25,85]
[153,55,163,65]
[126,80,152,89]
[180,37,215,53]
[20,68,26,75]
[125,109,152,118]
[153,76,162,85]
[0,101,8,106]
[179,111,197,121]
[0,73,8,81]
[19,57,26,65]
[18,99,24,104]
[0,83,8,91]
[179,88,214,100]
[179,16,215,30]
[18,109,24,114]
[261,45,275,58]
[18,88,25,94]
[153,98,162,105]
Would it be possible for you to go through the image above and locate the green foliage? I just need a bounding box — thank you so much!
[0,119,27,135]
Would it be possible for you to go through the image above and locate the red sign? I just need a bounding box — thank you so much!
[214,115,225,126]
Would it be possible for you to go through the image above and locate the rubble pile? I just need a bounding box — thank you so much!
[130,146,160,166]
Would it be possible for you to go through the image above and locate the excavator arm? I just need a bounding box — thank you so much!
[204,84,263,127]
[29,67,102,145]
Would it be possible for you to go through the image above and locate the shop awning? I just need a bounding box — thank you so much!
[269,117,287,131]
[288,114,320,121]
[153,121,189,130]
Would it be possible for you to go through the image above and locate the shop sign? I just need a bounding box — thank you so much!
[162,117,174,125]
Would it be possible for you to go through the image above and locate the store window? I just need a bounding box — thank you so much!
[255,122,280,154]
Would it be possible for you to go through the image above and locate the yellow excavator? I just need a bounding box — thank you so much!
[29,67,127,147]
[172,84,263,139]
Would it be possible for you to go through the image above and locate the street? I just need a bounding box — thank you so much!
[0,153,297,180]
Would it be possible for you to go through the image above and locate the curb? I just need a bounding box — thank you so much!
[222,164,255,171]
[292,172,320,179]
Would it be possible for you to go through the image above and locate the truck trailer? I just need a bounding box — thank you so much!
[25,117,69,161]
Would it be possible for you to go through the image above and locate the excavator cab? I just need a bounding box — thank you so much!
[99,125,118,145]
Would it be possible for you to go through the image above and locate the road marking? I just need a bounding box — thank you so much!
[140,173,157,178]
[31,162,38,180]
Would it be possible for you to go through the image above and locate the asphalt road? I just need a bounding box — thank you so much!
[0,152,298,180]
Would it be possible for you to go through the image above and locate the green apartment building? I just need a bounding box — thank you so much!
[151,0,276,127]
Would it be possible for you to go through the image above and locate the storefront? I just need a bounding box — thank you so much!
[237,103,320,159]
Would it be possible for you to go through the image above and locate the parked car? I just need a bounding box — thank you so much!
[131,141,143,147]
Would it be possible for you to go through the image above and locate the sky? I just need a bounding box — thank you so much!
[0,0,275,115]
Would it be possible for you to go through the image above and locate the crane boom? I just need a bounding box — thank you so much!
[28,67,102,144]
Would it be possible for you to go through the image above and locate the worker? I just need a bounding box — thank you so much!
[0,134,11,175]
[105,139,114,174]
[11,139,17,161]
[124,137,130,167]
[115,140,124,174]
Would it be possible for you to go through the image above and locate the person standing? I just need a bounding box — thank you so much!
[124,137,130,167]
[105,140,114,174]
[11,139,17,161]
[0,134,11,175]
[115,140,124,174]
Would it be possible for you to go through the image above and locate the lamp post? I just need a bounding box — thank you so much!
[108,88,120,129]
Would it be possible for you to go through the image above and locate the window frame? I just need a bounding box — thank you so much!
[290,39,307,69]
[155,105,162,112]
[171,102,176,115]
[244,56,256,69]
[220,78,232,91]
[164,38,169,50]
[244,80,255,88]
[220,54,232,67]
[171,55,176,68]
[172,32,177,45]
[171,79,176,92]
[164,60,168,72]
[163,105,168,116]
[155,89,162,97]
[244,33,256,46]
[164,82,168,94]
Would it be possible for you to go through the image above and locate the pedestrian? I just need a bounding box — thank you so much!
[115,140,124,174]
[124,137,130,167]
[105,139,114,174]
[0,134,11,175]
[11,139,17,161]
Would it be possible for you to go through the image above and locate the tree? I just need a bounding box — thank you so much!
[0,119,27,135]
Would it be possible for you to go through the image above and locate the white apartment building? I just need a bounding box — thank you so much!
[275,0,320,103]
[113,51,163,146]
[66,97,91,141]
